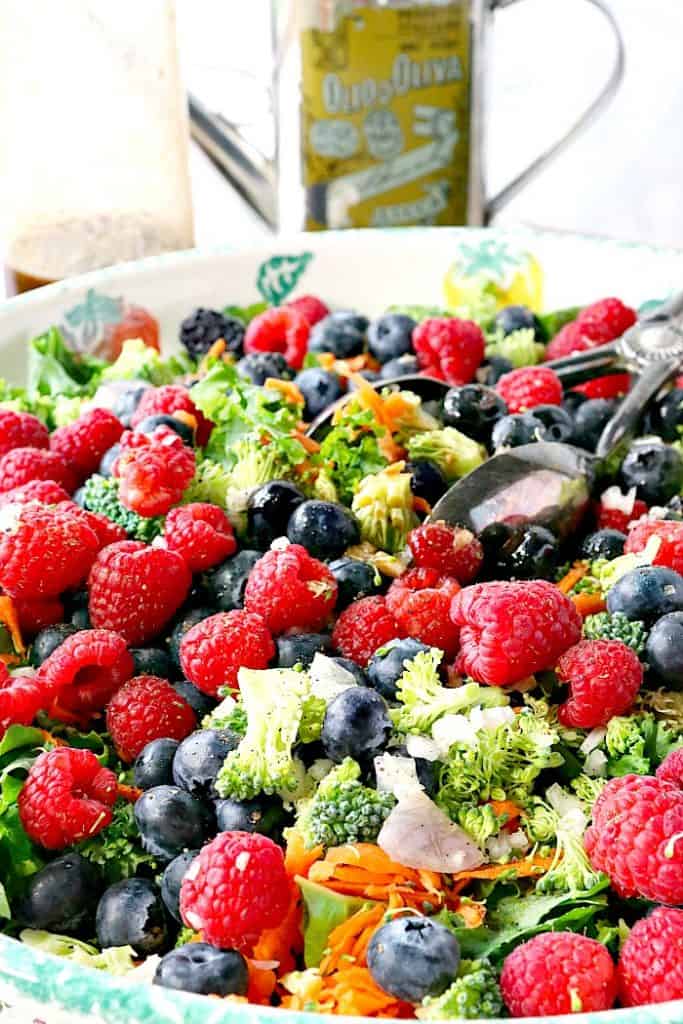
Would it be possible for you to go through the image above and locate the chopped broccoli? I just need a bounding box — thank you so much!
[299,696,327,745]
[216,668,310,801]
[570,774,607,807]
[583,611,648,654]
[20,930,137,976]
[526,785,606,895]
[101,338,194,386]
[351,464,418,554]
[406,427,486,483]
[182,459,232,509]
[385,304,451,322]
[418,958,504,1020]
[603,712,681,776]
[82,475,165,542]
[202,694,247,737]
[456,804,506,848]
[52,395,92,427]
[391,649,508,735]
[73,802,158,884]
[577,539,663,596]
[485,327,545,368]
[175,926,200,948]
[221,436,310,534]
[317,406,388,505]
[294,758,395,849]
[381,390,441,443]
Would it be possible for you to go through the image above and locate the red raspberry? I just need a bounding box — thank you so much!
[576,297,637,343]
[573,372,631,400]
[13,597,65,637]
[407,521,483,584]
[495,366,563,413]
[624,518,683,574]
[57,502,127,549]
[584,773,683,904]
[386,568,461,658]
[88,541,191,645]
[656,747,683,787]
[18,747,118,849]
[556,639,642,727]
[332,595,404,667]
[243,544,337,635]
[618,907,683,1006]
[544,321,593,362]
[114,429,196,516]
[0,447,78,494]
[100,304,160,360]
[450,579,582,686]
[500,932,617,1016]
[0,480,71,506]
[0,503,100,601]
[180,610,275,696]
[106,674,196,762]
[180,831,289,950]
[0,664,50,737]
[0,410,49,458]
[130,384,212,446]
[413,318,485,385]
[595,487,648,533]
[286,294,330,327]
[50,408,123,482]
[244,307,310,371]
[38,628,134,716]
[164,503,236,572]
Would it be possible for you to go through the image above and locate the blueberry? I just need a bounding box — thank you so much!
[96,878,171,956]
[322,688,392,763]
[645,612,683,689]
[643,388,683,442]
[131,646,174,679]
[237,352,293,385]
[172,729,240,799]
[160,850,199,922]
[367,314,416,364]
[494,304,547,343]
[154,943,248,997]
[491,412,542,450]
[72,486,87,508]
[295,368,343,420]
[330,657,368,687]
[493,524,560,580]
[668,495,683,521]
[620,441,683,505]
[367,917,460,1002]
[172,679,216,719]
[134,738,180,790]
[330,558,383,611]
[134,785,214,861]
[203,550,261,611]
[287,500,360,560]
[215,795,287,839]
[99,442,122,478]
[30,624,78,668]
[277,633,333,668]
[571,399,615,451]
[309,311,368,359]
[562,390,588,416]
[607,566,683,624]
[70,607,91,629]
[17,853,101,935]
[180,307,246,360]
[136,414,194,445]
[167,607,214,669]
[443,384,508,446]
[367,638,431,700]
[111,381,150,427]
[580,529,626,561]
[405,460,449,507]
[527,404,574,443]
[476,356,513,387]
[380,354,420,380]
[247,481,306,551]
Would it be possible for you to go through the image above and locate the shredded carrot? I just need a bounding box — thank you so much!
[117,783,143,803]
[320,905,386,975]
[412,496,431,516]
[265,378,305,406]
[317,352,336,371]
[308,844,454,910]
[206,338,226,361]
[0,595,24,664]
[252,880,303,973]
[557,562,589,594]
[285,831,323,878]
[452,854,554,884]
[246,960,278,1005]
[172,409,198,433]
[38,729,67,748]
[572,591,607,616]
[457,900,487,928]
[291,429,321,454]
[283,965,411,1017]
[347,373,403,460]
[488,800,523,828]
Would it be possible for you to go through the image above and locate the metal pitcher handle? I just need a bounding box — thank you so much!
[485,0,625,221]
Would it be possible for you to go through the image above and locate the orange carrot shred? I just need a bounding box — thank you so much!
[557,562,589,594]
[285,832,323,878]
[572,591,607,616]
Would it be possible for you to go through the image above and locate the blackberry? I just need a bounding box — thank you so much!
[179,308,245,359]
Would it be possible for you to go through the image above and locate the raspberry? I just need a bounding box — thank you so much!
[595,487,648,533]
[50,408,123,482]
[500,932,617,1016]
[18,747,118,849]
[114,428,195,517]
[556,639,643,727]
[656,747,683,787]
[38,628,134,716]
[332,595,404,667]
[450,580,582,686]
[180,610,275,696]
[573,373,631,400]
[413,318,485,385]
[0,410,49,458]
[106,675,196,762]
[407,521,483,584]
[99,304,160,360]
[386,568,461,657]
[286,294,330,327]
[0,664,50,737]
[625,518,683,574]
[13,597,65,637]
[0,503,100,600]
[495,366,563,413]
[88,541,191,645]
[618,907,683,1006]
[576,297,637,343]
[164,503,236,572]
[130,385,212,446]
[180,831,289,950]
[544,321,593,361]
[0,480,71,506]
[57,502,127,548]
[584,773,683,904]
[244,307,310,371]
[243,544,337,634]
[0,447,78,494]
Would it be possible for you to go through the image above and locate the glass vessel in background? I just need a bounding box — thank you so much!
[0,0,194,295]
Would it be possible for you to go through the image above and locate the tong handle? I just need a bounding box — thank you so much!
[595,357,679,460]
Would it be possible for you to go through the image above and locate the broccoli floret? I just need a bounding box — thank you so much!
[202,694,247,737]
[101,338,194,385]
[182,459,232,509]
[583,611,648,654]
[224,436,308,534]
[406,427,486,483]
[602,712,681,776]
[317,407,388,506]
[571,774,607,807]
[382,390,440,443]
[485,327,545,368]
[351,463,418,554]
[299,696,327,745]
[295,758,395,849]
[52,395,92,427]
[418,959,504,1020]
[391,649,508,735]
[526,785,606,895]
[456,804,506,848]
[216,668,310,801]
[83,475,164,542]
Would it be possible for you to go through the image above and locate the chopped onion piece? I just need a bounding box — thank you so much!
[309,653,357,701]
[374,753,422,799]
[378,788,485,873]
[580,727,606,754]
[405,734,441,762]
